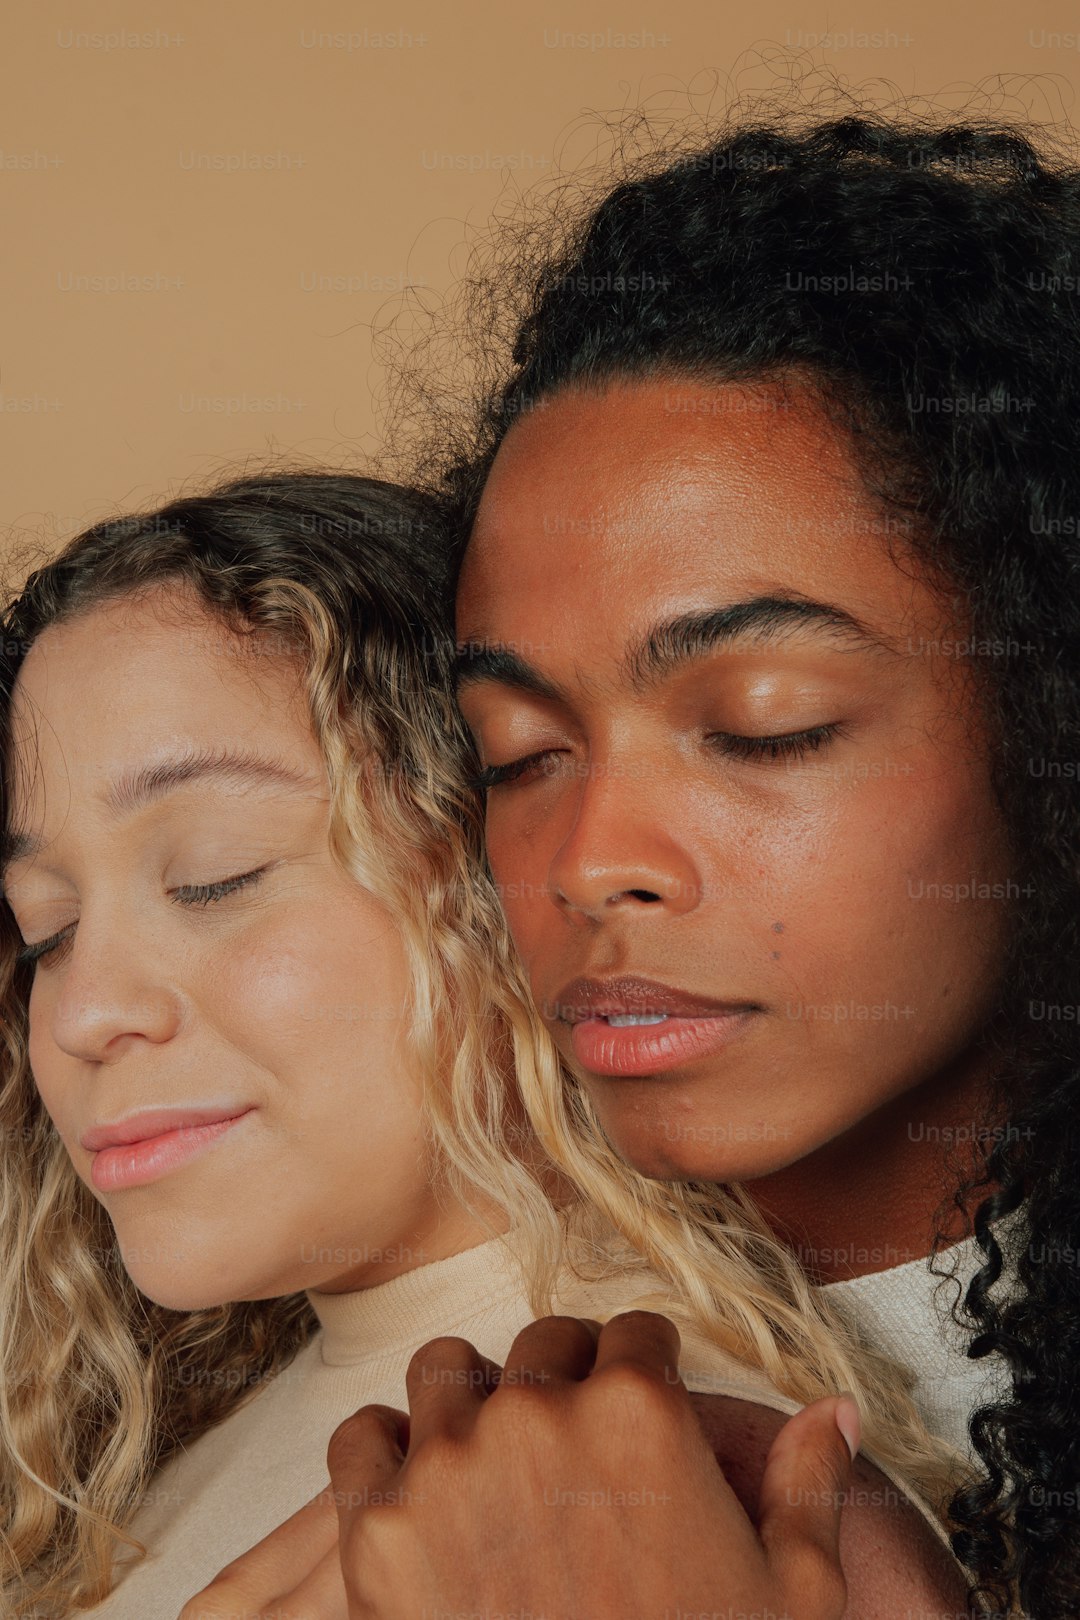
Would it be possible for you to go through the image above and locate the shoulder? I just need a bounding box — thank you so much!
[687,1392,973,1620]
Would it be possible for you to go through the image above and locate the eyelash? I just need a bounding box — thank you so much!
[469,723,844,791]
[711,722,844,762]
[13,865,269,970]
[469,752,561,791]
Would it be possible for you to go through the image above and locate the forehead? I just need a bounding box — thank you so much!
[6,589,313,813]
[460,376,927,640]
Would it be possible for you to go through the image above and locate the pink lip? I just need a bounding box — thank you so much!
[83,1107,255,1192]
[548,974,756,1025]
[569,1011,757,1077]
[547,974,761,1077]
[82,1105,253,1153]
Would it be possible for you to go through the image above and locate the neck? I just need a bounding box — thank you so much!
[307,1193,511,1296]
[744,1045,1001,1284]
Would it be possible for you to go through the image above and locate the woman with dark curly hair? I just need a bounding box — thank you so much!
[318,110,1080,1620]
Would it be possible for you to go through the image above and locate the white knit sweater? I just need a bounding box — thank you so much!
[819,1206,1020,1459]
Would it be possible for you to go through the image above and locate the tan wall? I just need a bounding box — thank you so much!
[3,0,1078,560]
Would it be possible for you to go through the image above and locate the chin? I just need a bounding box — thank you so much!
[109,1239,246,1311]
[123,1270,234,1312]
[596,1105,805,1185]
[599,1119,724,1182]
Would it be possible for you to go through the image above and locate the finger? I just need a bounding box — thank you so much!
[497,1314,603,1393]
[403,1336,502,1441]
[350,1402,410,1461]
[327,1404,408,1506]
[590,1309,683,1387]
[277,1540,351,1620]
[757,1392,859,1615]
[179,1485,339,1614]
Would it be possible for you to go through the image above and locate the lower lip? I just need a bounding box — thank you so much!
[569,1013,756,1077]
[89,1112,254,1192]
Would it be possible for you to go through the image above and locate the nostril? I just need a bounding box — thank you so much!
[624,888,661,903]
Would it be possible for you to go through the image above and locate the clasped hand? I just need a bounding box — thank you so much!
[180,1309,870,1620]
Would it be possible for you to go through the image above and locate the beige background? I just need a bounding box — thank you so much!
[2,0,1078,563]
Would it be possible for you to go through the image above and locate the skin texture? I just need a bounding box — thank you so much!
[2,584,502,1310]
[455,374,1015,1280]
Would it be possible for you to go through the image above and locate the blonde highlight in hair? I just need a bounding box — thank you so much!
[0,470,964,1614]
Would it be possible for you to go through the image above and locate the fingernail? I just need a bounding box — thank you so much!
[834,1392,861,1461]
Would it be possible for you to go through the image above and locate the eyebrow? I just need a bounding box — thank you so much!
[453,644,564,701]
[453,593,893,698]
[1,745,320,884]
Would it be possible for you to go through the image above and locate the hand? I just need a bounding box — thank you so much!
[176,1483,347,1620]
[325,1310,863,1620]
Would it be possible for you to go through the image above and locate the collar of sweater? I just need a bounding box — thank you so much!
[304,1232,526,1366]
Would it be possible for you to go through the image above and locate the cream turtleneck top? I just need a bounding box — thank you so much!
[74,1223,1005,1619]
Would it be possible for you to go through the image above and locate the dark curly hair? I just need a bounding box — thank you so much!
[413,110,1080,1619]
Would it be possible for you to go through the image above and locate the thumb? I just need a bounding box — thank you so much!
[757,1392,861,1615]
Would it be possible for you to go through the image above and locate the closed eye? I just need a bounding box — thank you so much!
[13,865,271,970]
[467,751,564,791]
[707,722,846,762]
[468,725,846,791]
[13,928,72,970]
[170,866,270,907]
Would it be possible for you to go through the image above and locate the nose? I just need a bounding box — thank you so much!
[547,760,702,923]
[45,911,183,1063]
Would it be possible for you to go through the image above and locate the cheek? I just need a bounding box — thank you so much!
[484,812,550,949]
[223,925,336,1023]
[844,763,1007,919]
[749,766,1010,1007]
[882,768,1011,1010]
[205,899,414,1096]
[26,996,66,1131]
[241,949,327,1058]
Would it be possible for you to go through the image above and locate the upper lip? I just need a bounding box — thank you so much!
[80,1105,254,1153]
[546,975,758,1025]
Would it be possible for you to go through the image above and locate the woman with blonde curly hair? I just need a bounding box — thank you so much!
[0,470,971,1618]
